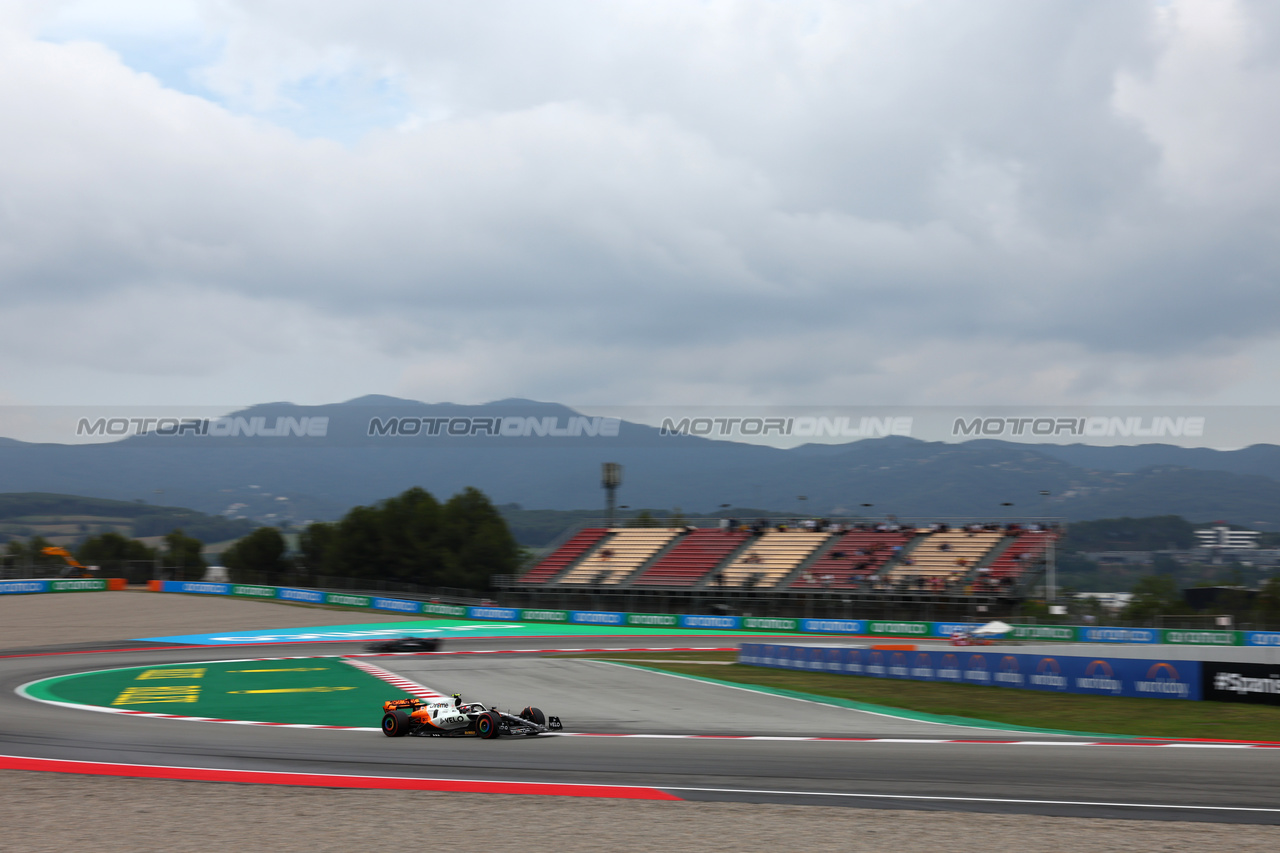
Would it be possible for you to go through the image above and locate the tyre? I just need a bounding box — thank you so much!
[382,710,410,737]
[476,711,500,739]
[520,706,546,726]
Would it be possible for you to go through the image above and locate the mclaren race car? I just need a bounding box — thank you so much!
[381,694,563,738]
[365,636,441,653]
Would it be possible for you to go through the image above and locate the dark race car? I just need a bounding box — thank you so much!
[381,693,563,738]
[365,636,442,653]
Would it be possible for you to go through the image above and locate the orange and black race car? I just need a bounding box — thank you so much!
[381,693,563,738]
[365,636,442,653]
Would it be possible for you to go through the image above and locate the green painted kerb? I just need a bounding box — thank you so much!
[22,657,413,727]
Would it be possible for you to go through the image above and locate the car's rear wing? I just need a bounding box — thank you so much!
[383,698,424,712]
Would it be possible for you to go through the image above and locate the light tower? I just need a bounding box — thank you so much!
[602,462,623,527]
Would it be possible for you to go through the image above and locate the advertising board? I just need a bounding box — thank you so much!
[738,643,1202,700]
[1201,661,1280,706]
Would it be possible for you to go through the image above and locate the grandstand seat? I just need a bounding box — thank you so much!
[630,528,751,587]
[554,528,683,585]
[710,530,832,589]
[518,528,611,585]
[786,528,915,590]
[987,530,1053,580]
[887,529,1003,584]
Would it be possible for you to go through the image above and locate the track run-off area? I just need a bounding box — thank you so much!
[3,597,1280,828]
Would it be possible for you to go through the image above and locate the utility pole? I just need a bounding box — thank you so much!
[1040,490,1055,603]
[602,463,623,527]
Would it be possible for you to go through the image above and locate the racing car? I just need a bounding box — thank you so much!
[365,636,442,653]
[381,693,563,738]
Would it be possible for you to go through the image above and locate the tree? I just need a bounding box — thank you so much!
[222,486,520,592]
[164,529,207,574]
[1255,577,1280,627]
[434,487,520,589]
[1122,574,1190,621]
[4,536,59,572]
[626,510,659,528]
[298,522,336,578]
[221,527,288,579]
[77,532,155,569]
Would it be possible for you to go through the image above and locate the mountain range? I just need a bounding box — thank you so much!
[4,396,1280,530]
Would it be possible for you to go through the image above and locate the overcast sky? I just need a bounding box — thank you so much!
[3,0,1279,409]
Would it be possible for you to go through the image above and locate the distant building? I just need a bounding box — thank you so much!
[1195,526,1260,550]
[1073,592,1132,611]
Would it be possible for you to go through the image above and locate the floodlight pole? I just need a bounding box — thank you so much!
[602,462,623,527]
[1040,490,1056,603]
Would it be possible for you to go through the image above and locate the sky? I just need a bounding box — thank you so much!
[3,0,1280,410]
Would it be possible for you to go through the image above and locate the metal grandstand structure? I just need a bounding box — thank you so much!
[499,517,1060,620]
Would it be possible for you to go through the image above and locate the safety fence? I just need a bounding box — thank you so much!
[739,643,1280,706]
[137,580,1280,648]
[0,578,126,594]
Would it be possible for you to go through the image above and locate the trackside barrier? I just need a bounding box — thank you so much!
[1,579,114,595]
[1244,632,1280,647]
[1161,629,1240,646]
[141,583,1270,647]
[739,643,1204,701]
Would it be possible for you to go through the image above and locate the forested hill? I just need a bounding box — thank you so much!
[0,493,257,544]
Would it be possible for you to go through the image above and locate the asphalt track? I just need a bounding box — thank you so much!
[4,634,1280,824]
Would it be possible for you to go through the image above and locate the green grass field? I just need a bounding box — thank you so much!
[561,651,1280,741]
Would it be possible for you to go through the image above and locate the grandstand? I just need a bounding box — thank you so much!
[517,527,611,585]
[987,529,1053,580]
[788,528,915,590]
[889,529,1003,582]
[710,530,831,588]
[630,528,752,587]
[511,520,1057,621]
[554,528,683,585]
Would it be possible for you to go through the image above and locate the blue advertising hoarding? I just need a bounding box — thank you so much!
[678,614,741,630]
[0,579,49,595]
[1243,631,1280,647]
[1077,627,1159,644]
[739,644,1202,700]
[568,610,625,626]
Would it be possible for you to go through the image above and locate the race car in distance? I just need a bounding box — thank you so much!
[365,636,441,653]
[381,694,563,738]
